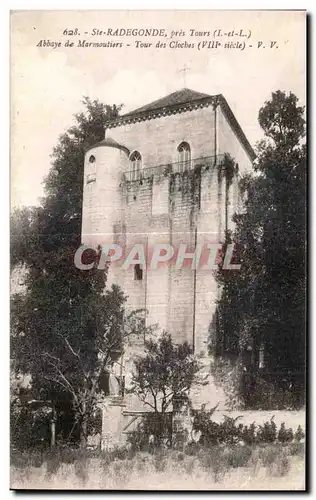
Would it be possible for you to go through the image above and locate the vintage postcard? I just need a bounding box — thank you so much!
[10,10,306,491]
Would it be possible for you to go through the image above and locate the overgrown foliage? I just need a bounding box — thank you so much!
[192,407,305,447]
[127,412,173,451]
[214,91,306,408]
[130,333,201,413]
[11,438,305,489]
[129,332,202,444]
[10,98,153,447]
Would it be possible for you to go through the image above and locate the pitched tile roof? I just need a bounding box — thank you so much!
[85,136,130,155]
[105,88,256,161]
[122,88,211,117]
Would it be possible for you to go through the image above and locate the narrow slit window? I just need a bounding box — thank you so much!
[134,264,143,281]
[259,344,265,369]
[87,154,97,184]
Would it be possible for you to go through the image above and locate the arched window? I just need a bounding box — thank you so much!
[87,154,97,184]
[177,142,191,172]
[130,151,142,181]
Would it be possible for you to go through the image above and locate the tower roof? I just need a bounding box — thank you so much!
[105,88,256,161]
[122,88,211,117]
[85,136,130,155]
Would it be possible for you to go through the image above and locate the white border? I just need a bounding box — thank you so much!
[2,2,312,498]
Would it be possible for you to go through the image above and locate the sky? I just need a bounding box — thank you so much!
[10,10,306,208]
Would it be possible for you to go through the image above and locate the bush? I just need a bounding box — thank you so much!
[294,425,305,442]
[242,423,258,445]
[192,408,303,447]
[127,412,172,451]
[209,353,305,411]
[87,407,102,436]
[218,416,243,445]
[10,401,51,450]
[257,418,277,443]
[278,422,294,443]
[241,372,304,410]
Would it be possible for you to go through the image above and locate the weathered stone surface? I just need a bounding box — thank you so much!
[81,91,254,443]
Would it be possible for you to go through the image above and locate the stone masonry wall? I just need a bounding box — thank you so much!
[82,101,253,381]
[108,105,216,169]
[108,105,217,349]
[81,99,255,426]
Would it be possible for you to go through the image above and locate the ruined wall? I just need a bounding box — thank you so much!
[106,105,218,349]
[166,170,200,345]
[115,169,200,346]
[81,102,253,360]
[113,161,226,354]
[195,162,224,355]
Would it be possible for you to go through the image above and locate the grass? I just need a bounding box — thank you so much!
[10,442,305,490]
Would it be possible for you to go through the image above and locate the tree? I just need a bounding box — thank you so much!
[10,97,152,446]
[129,332,201,443]
[214,91,306,407]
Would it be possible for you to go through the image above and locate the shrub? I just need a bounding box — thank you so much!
[257,418,277,443]
[294,425,305,442]
[10,401,51,450]
[127,412,172,451]
[218,416,243,445]
[45,452,61,476]
[87,407,102,436]
[192,409,301,447]
[192,409,244,446]
[278,422,294,443]
[242,423,258,445]
[241,372,304,410]
[11,448,44,469]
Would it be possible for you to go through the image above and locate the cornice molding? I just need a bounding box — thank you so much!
[105,96,215,129]
[218,95,256,162]
[104,94,256,162]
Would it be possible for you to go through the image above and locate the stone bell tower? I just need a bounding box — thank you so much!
[81,89,255,447]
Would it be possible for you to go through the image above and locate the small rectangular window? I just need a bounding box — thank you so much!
[259,344,265,369]
[134,264,143,281]
[87,172,96,184]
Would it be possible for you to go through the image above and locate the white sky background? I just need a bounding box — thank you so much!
[10,10,306,208]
